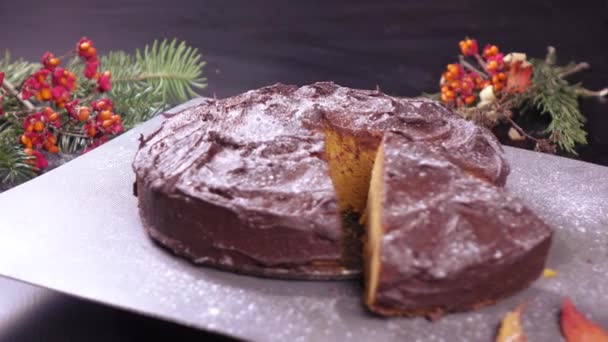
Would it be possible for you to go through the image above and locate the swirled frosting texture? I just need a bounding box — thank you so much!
[133,82,510,278]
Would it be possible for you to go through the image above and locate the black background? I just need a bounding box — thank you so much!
[0,0,607,340]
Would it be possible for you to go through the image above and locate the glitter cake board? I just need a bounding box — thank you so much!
[0,98,606,341]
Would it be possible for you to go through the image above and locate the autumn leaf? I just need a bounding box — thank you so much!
[561,298,608,342]
[496,304,526,342]
[506,61,533,94]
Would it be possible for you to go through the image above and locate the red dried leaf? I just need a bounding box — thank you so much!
[506,61,533,94]
[496,304,526,342]
[561,298,608,342]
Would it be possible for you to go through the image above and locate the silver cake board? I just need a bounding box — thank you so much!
[0,98,606,341]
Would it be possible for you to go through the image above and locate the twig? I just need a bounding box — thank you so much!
[576,87,608,98]
[503,114,542,143]
[459,55,488,78]
[559,62,590,78]
[545,46,556,65]
[1,79,35,111]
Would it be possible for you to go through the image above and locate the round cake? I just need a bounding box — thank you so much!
[132,82,511,279]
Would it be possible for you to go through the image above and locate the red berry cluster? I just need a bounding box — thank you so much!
[5,37,123,171]
[66,98,123,153]
[440,63,485,105]
[482,44,507,92]
[440,38,513,108]
[19,107,61,169]
[77,37,111,92]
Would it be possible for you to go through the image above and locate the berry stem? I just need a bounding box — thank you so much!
[56,129,88,139]
[474,54,487,69]
[1,79,35,111]
[458,55,488,78]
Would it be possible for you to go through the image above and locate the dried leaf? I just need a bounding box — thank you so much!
[507,61,533,94]
[561,298,608,342]
[496,304,526,342]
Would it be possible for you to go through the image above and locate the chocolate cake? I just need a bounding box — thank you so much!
[365,133,552,316]
[133,83,509,279]
[133,82,512,280]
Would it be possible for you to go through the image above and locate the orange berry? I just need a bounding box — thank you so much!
[444,71,454,81]
[87,126,97,137]
[492,75,500,84]
[20,135,32,147]
[441,93,450,103]
[88,47,97,57]
[450,81,460,90]
[494,83,504,92]
[24,148,34,155]
[498,72,507,81]
[445,90,455,99]
[44,107,54,115]
[464,95,476,105]
[99,110,112,121]
[40,88,52,101]
[26,124,34,132]
[441,85,450,93]
[102,119,113,128]
[47,135,57,145]
[49,57,60,67]
[447,64,459,74]
[487,60,498,71]
[34,121,45,132]
[48,145,59,154]
[49,112,59,121]
[79,41,91,51]
[484,45,499,57]
[111,114,121,123]
[78,107,91,121]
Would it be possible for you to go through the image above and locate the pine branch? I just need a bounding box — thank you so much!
[117,39,207,105]
[529,58,587,154]
[102,39,206,128]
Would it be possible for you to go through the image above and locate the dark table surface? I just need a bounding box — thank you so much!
[0,0,607,340]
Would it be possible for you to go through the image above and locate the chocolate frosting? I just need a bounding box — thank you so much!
[132,82,510,278]
[371,133,552,314]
